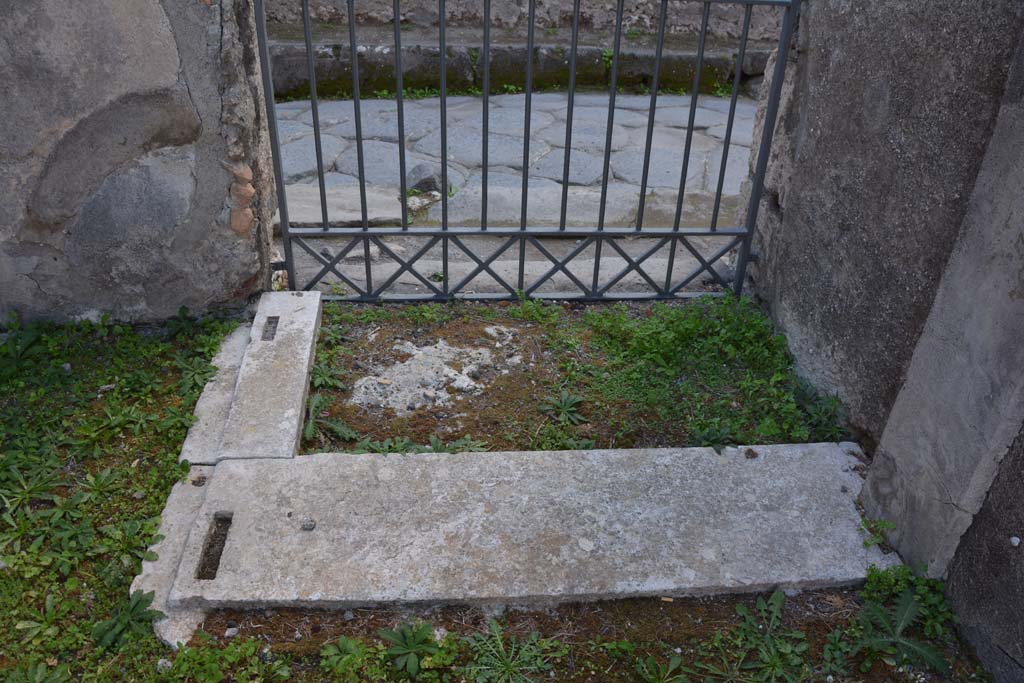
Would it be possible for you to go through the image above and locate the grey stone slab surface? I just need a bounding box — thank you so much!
[300,171,360,187]
[281,135,347,181]
[323,103,440,142]
[427,173,638,227]
[534,121,632,152]
[276,119,315,143]
[611,143,709,189]
[216,292,321,462]
[567,105,652,128]
[414,128,550,170]
[169,443,895,609]
[132,466,213,648]
[706,122,754,147]
[333,140,466,188]
[293,99,398,126]
[654,106,729,129]
[529,148,606,186]
[707,144,753,196]
[279,183,403,227]
[694,96,758,119]
[461,107,556,136]
[179,324,251,465]
[487,92,572,111]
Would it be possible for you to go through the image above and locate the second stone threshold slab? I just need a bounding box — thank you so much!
[169,444,895,610]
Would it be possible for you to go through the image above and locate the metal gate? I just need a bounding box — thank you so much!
[254,0,800,301]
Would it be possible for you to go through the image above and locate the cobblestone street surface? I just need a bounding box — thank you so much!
[274,92,756,297]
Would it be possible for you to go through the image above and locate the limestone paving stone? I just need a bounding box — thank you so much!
[535,121,632,153]
[323,103,439,142]
[279,184,404,227]
[706,122,754,147]
[488,92,571,111]
[612,143,708,190]
[529,148,607,186]
[461,107,556,136]
[695,96,758,119]
[168,443,896,610]
[276,119,315,143]
[333,140,467,189]
[707,144,754,196]
[281,135,347,181]
[414,129,550,170]
[293,98,397,126]
[215,292,322,462]
[427,172,639,227]
[300,171,360,187]
[568,106,653,128]
[654,106,729,129]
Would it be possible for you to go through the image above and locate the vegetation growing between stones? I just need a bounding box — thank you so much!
[303,297,846,453]
[0,312,982,681]
[151,569,973,682]
[0,311,234,680]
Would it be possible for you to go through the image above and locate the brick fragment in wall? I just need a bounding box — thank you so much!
[230,207,255,235]
[230,181,256,209]
[227,162,254,183]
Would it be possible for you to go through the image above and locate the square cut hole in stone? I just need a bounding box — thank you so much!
[196,512,233,580]
[262,316,280,341]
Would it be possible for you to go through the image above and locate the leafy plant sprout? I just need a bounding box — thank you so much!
[538,391,587,425]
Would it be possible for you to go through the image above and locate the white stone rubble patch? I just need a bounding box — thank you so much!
[350,339,497,415]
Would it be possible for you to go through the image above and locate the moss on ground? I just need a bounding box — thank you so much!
[304,296,847,454]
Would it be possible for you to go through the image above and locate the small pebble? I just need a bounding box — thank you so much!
[343,610,355,621]
[132,491,145,500]
[224,627,240,638]
[156,658,172,673]
[300,517,316,531]
[62,362,72,373]
[1011,536,1021,547]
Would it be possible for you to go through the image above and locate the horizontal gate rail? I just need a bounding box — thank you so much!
[253,0,801,301]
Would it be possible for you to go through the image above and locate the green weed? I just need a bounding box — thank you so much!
[461,620,560,683]
[379,621,440,678]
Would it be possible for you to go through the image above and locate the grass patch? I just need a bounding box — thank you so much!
[0,311,234,680]
[303,296,845,453]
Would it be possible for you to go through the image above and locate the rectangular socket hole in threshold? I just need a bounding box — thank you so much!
[262,316,280,341]
[196,512,232,580]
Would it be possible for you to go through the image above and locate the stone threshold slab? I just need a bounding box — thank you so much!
[179,324,251,465]
[169,443,895,610]
[213,291,321,463]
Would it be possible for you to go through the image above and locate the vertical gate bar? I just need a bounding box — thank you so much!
[393,0,410,230]
[591,0,626,296]
[253,0,296,290]
[558,0,583,231]
[439,0,449,294]
[734,0,800,295]
[301,0,330,232]
[664,1,710,292]
[635,0,669,233]
[710,3,751,231]
[517,0,537,292]
[346,0,372,294]
[481,0,492,231]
